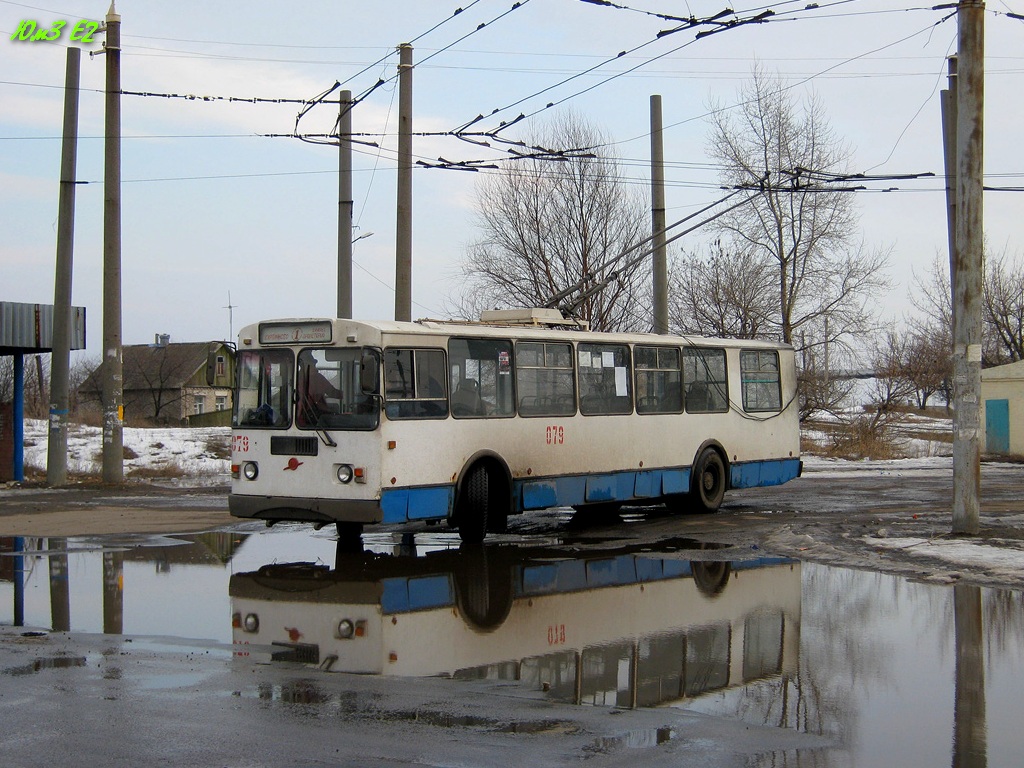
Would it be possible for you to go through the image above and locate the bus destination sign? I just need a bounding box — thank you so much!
[259,321,333,345]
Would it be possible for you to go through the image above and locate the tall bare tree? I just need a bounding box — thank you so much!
[670,240,775,339]
[452,112,649,332]
[983,248,1024,364]
[912,249,1024,367]
[688,66,889,353]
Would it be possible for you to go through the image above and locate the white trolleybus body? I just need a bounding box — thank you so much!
[226,309,801,541]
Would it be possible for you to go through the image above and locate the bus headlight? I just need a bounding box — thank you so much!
[336,619,354,639]
[242,462,259,481]
[336,464,354,484]
[243,613,259,633]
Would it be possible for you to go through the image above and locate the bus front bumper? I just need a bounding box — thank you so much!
[229,494,383,525]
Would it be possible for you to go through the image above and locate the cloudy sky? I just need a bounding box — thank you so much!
[2,0,1022,358]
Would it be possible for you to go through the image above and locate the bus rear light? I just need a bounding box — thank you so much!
[242,462,259,481]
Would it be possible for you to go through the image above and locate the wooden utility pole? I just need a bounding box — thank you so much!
[952,1,984,535]
[47,46,80,487]
[101,1,123,484]
[395,44,413,322]
[650,95,668,334]
[338,90,354,319]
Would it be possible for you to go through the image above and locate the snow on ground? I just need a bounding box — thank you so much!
[20,419,230,485]
[869,537,1024,583]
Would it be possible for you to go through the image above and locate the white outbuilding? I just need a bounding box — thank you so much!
[980,360,1024,455]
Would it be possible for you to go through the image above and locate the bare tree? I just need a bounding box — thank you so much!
[983,248,1024,364]
[701,65,889,352]
[452,112,649,332]
[669,240,775,338]
[912,249,1024,368]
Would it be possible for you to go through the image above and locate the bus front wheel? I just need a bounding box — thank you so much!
[458,465,489,544]
[691,448,726,513]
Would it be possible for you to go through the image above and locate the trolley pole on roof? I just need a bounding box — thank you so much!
[47,46,81,487]
[650,95,669,334]
[951,0,984,535]
[395,43,413,322]
[101,1,123,484]
[338,89,354,319]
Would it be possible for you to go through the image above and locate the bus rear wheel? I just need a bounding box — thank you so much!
[458,465,489,544]
[691,448,726,513]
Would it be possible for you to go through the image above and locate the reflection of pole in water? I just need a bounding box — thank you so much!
[953,584,986,768]
[103,550,124,635]
[13,536,25,626]
[48,538,71,632]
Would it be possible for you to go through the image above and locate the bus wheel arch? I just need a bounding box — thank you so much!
[453,453,513,543]
[690,441,729,513]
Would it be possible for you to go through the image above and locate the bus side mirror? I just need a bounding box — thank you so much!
[360,350,380,394]
[206,343,234,387]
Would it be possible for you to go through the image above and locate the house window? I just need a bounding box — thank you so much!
[216,355,226,376]
[194,395,206,415]
[215,395,227,412]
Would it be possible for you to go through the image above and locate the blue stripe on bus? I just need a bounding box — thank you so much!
[379,457,800,524]
[729,458,801,489]
[381,574,454,613]
[381,485,455,524]
[378,555,795,614]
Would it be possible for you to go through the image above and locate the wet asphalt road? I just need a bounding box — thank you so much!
[1,463,1023,767]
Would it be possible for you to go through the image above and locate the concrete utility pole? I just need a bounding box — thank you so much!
[952,0,984,536]
[47,46,80,487]
[395,43,413,322]
[941,55,958,329]
[338,90,354,319]
[101,1,123,483]
[650,95,669,334]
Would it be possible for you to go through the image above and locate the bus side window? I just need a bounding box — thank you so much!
[448,338,515,418]
[740,350,782,412]
[634,346,682,414]
[384,348,448,419]
[578,343,632,415]
[516,342,575,417]
[682,347,728,413]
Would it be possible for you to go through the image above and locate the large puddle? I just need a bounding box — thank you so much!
[2,527,1022,766]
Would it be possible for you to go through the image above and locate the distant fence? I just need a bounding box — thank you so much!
[185,410,232,428]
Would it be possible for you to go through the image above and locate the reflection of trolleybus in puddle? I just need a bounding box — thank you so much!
[230,539,800,708]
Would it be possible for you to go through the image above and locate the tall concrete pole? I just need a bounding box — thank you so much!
[650,95,668,334]
[338,90,354,319]
[941,55,958,333]
[952,1,984,535]
[395,43,413,322]
[101,2,123,483]
[47,46,81,487]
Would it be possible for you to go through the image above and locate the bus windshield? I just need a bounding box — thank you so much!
[297,348,380,431]
[234,349,293,428]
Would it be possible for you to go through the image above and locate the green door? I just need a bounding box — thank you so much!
[985,399,1010,453]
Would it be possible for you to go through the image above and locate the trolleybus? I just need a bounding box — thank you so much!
[222,308,801,542]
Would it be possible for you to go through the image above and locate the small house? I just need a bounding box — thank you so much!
[980,360,1024,455]
[81,336,234,426]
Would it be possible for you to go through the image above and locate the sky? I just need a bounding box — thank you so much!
[2,0,1023,360]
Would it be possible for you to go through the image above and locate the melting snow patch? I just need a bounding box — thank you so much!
[869,536,1024,573]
